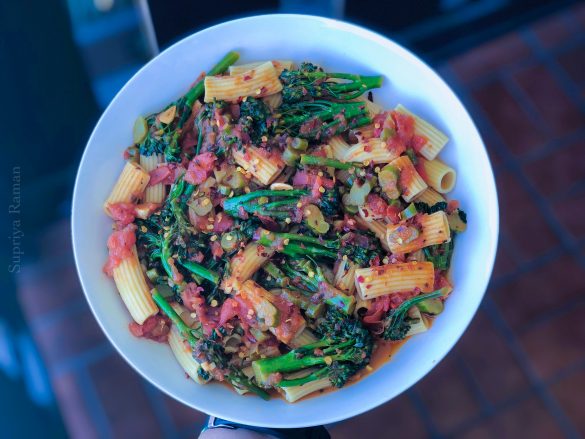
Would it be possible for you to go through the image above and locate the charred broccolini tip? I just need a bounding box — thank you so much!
[280,62,383,103]
[152,290,270,399]
[276,100,371,140]
[252,308,372,388]
[279,257,355,314]
[222,189,310,219]
[382,290,444,341]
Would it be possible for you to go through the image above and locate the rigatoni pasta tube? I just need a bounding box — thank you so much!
[344,139,400,164]
[204,61,283,102]
[385,211,451,253]
[229,60,293,76]
[168,325,210,385]
[419,158,456,194]
[104,161,150,215]
[415,188,445,205]
[140,154,166,203]
[112,245,157,324]
[224,242,274,291]
[232,146,285,186]
[354,261,435,300]
[328,136,350,161]
[390,155,428,202]
[334,259,357,294]
[289,328,318,349]
[394,104,448,161]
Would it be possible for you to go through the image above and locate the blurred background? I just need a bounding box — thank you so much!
[1,0,584,437]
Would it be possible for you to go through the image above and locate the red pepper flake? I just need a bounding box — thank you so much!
[357,275,365,283]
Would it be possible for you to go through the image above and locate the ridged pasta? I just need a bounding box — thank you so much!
[289,328,318,349]
[104,161,150,215]
[334,259,357,294]
[204,61,283,102]
[394,104,448,161]
[262,92,282,111]
[229,60,293,76]
[224,242,273,291]
[420,158,456,194]
[390,155,428,202]
[168,325,210,384]
[385,211,451,253]
[344,139,400,164]
[112,245,157,324]
[354,261,435,300]
[139,154,166,203]
[328,136,351,160]
[414,187,446,205]
[232,146,285,185]
[353,123,377,141]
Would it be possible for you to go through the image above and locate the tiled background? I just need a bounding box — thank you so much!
[16,4,585,438]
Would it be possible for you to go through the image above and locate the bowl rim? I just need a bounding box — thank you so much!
[72,13,499,427]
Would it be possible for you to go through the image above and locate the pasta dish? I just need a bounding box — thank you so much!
[102,51,467,402]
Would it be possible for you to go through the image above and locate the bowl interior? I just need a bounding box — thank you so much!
[72,14,498,428]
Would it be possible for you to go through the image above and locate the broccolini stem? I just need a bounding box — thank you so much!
[256,234,338,259]
[262,262,289,287]
[300,155,359,170]
[277,368,328,387]
[178,259,220,284]
[223,189,309,216]
[152,289,200,344]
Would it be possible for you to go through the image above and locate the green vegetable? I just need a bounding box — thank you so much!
[277,100,371,140]
[400,203,417,220]
[343,179,373,207]
[223,189,309,219]
[272,289,324,319]
[378,164,400,199]
[300,155,359,170]
[423,236,455,271]
[252,308,372,388]
[417,297,444,315]
[382,290,443,341]
[303,204,329,234]
[133,116,148,144]
[414,201,448,215]
[290,137,309,151]
[280,63,383,103]
[280,257,355,314]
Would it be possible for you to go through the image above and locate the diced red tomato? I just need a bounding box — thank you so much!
[184,152,217,185]
[212,212,234,233]
[269,295,305,344]
[103,223,137,276]
[292,170,334,189]
[107,202,136,225]
[128,315,170,342]
[366,194,401,224]
[148,165,171,186]
[211,241,224,258]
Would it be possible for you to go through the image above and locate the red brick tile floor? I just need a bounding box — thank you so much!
[17,5,585,438]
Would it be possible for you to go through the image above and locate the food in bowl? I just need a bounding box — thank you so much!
[102,51,468,402]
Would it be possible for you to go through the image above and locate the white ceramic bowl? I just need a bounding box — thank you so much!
[72,14,498,428]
